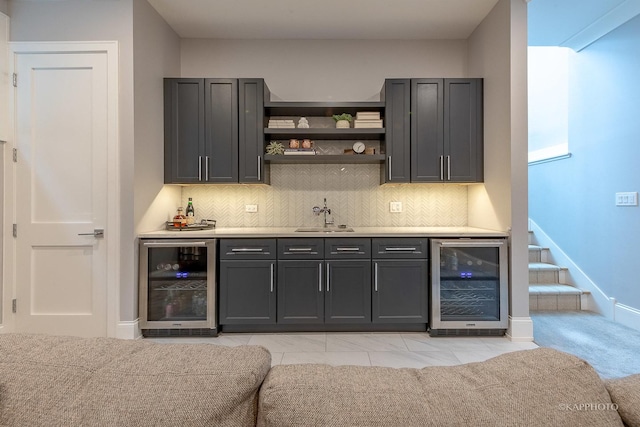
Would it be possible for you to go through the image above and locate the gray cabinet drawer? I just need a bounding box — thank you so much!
[372,238,428,259]
[278,239,324,259]
[219,239,276,260]
[325,239,371,259]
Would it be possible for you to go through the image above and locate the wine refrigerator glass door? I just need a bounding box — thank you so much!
[431,239,508,330]
[139,239,216,329]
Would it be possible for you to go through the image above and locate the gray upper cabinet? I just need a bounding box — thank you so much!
[164,78,239,184]
[383,79,411,183]
[410,78,483,183]
[444,79,483,182]
[164,78,204,184]
[238,79,267,184]
[411,79,443,182]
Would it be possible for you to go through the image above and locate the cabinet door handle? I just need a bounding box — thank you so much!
[326,263,330,292]
[144,241,208,247]
[447,155,451,181]
[198,156,203,181]
[257,156,261,181]
[231,248,264,252]
[270,263,274,292]
[388,155,392,180]
[318,263,323,292]
[205,156,210,181]
[288,247,313,252]
[439,156,444,180]
[336,247,360,252]
[385,247,417,251]
[374,262,378,292]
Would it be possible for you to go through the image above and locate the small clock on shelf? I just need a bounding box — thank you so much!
[353,141,366,154]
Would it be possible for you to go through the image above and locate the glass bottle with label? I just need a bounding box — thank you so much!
[186,198,195,225]
[173,207,186,227]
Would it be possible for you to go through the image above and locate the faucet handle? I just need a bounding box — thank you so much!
[312,206,322,215]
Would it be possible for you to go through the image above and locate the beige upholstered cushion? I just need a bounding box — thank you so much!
[258,347,623,427]
[0,333,271,427]
[605,374,640,426]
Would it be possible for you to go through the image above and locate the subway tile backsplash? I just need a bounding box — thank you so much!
[182,164,468,227]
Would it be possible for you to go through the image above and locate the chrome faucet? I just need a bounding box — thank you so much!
[312,198,334,227]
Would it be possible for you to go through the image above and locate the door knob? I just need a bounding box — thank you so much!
[78,228,104,238]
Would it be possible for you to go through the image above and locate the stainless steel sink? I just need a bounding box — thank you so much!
[295,226,354,233]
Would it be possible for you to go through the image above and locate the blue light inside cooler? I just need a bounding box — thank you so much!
[460,271,472,279]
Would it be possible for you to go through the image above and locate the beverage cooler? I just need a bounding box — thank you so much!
[139,239,217,336]
[430,238,508,336]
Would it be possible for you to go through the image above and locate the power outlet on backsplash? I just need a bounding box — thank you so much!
[390,201,403,213]
[245,204,258,213]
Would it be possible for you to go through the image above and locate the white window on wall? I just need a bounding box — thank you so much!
[528,46,572,164]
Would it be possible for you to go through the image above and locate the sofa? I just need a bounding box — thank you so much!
[0,334,638,427]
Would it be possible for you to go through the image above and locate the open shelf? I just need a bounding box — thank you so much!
[265,154,385,164]
[265,128,384,140]
[264,101,385,117]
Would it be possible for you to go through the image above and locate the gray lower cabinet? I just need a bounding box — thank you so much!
[277,238,371,324]
[325,260,371,323]
[219,239,276,324]
[220,237,427,329]
[372,238,429,323]
[372,260,428,323]
[277,260,324,324]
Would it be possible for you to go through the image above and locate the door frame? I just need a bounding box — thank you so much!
[4,41,120,337]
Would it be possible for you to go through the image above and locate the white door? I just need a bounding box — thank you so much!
[13,49,111,337]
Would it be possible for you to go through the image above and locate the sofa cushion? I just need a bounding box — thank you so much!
[0,333,271,427]
[258,347,623,427]
[605,374,640,426]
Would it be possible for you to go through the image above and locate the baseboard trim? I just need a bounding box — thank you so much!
[506,316,534,342]
[613,303,640,333]
[115,320,142,340]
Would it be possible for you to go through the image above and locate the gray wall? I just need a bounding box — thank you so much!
[132,0,180,324]
[181,39,468,101]
[529,14,640,311]
[468,0,530,337]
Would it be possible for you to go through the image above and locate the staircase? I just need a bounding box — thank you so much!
[528,230,589,311]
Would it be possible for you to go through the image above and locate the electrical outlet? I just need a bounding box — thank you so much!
[615,192,638,207]
[245,204,258,213]
[390,201,403,213]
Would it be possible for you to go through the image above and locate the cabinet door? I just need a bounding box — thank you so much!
[383,79,410,183]
[444,78,483,182]
[277,261,324,324]
[204,79,238,182]
[239,79,267,183]
[411,79,444,182]
[373,260,428,323]
[219,260,276,324]
[164,78,205,183]
[325,260,371,324]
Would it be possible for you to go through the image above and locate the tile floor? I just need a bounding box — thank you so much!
[147,332,539,368]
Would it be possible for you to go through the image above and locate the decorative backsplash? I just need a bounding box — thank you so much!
[181,164,468,228]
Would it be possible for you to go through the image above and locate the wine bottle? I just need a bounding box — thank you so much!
[186,198,195,225]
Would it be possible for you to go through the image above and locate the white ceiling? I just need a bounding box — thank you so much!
[147,0,501,40]
[147,0,640,48]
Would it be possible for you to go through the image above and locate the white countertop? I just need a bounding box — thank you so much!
[138,226,508,239]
